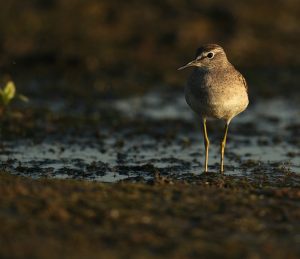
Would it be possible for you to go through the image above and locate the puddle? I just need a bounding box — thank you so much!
[0,91,299,182]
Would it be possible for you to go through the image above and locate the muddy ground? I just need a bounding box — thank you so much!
[0,89,299,180]
[1,172,300,259]
[0,87,299,258]
[0,1,299,257]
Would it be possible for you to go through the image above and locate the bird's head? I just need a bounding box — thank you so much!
[178,44,228,71]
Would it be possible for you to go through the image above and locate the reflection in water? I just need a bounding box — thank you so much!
[0,93,299,182]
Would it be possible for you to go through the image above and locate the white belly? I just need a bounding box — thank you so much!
[185,87,249,122]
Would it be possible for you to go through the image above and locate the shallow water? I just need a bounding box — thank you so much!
[0,92,299,182]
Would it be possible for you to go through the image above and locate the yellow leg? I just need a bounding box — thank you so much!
[220,123,229,173]
[202,118,209,172]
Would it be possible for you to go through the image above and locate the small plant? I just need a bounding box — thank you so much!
[0,81,16,106]
[0,81,28,116]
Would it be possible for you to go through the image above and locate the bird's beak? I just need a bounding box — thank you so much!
[177,60,198,70]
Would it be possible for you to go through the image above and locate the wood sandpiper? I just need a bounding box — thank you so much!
[178,44,249,173]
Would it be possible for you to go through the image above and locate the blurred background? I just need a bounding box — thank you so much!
[0,0,299,100]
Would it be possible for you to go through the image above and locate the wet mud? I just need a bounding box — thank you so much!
[0,90,299,258]
[0,1,299,257]
[0,91,299,183]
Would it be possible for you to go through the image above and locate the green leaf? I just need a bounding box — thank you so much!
[2,81,16,105]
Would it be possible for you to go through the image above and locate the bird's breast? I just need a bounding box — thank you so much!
[185,69,249,121]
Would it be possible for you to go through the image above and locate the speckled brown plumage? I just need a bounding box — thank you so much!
[178,44,249,173]
[184,45,248,122]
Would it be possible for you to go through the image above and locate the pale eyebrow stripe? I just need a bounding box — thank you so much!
[202,48,223,57]
[197,47,223,59]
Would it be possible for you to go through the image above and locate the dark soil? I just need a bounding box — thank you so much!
[0,172,299,259]
[0,1,299,258]
[0,91,299,258]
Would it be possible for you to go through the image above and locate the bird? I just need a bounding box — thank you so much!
[178,44,249,173]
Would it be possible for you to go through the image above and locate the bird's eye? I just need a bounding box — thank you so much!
[207,52,214,59]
